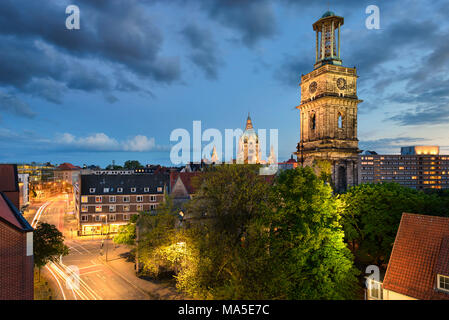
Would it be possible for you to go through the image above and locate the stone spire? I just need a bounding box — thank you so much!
[245,112,253,130]
[211,146,219,163]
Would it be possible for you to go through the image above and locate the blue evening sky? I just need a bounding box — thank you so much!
[1,0,448,167]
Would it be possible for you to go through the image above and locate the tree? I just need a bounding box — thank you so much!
[341,183,449,268]
[268,167,360,299]
[123,160,143,170]
[33,222,69,279]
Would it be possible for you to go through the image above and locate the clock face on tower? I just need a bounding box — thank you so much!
[336,77,347,90]
[309,81,317,94]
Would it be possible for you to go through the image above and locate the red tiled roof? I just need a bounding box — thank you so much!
[0,164,18,192]
[57,163,80,170]
[170,172,203,194]
[383,213,449,300]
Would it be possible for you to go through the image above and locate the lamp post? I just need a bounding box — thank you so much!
[101,214,109,261]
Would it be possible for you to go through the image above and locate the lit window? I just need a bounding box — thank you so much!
[109,205,116,212]
[95,196,102,203]
[157,187,163,193]
[103,188,109,193]
[109,214,116,221]
[438,275,449,292]
[81,205,88,213]
[95,205,102,212]
[123,205,130,212]
[137,204,143,211]
[367,279,383,300]
[81,196,88,203]
[123,214,129,221]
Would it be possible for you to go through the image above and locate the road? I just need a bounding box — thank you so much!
[25,194,150,300]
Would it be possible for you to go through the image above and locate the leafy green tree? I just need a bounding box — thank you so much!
[123,160,143,170]
[268,167,360,299]
[33,222,69,279]
[341,183,449,268]
[113,214,138,246]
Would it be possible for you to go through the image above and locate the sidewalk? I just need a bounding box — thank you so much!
[99,246,185,300]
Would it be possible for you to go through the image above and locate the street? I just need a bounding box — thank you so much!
[25,194,151,300]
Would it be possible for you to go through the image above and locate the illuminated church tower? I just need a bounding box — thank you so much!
[295,11,362,192]
[237,114,260,164]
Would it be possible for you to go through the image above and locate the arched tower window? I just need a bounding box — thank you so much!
[311,113,316,130]
[338,113,343,129]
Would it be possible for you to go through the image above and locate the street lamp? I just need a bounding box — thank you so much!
[101,214,109,262]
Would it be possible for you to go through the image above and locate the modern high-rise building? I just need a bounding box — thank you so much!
[359,146,449,190]
[295,11,362,192]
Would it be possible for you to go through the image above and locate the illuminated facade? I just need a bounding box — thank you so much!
[237,114,260,164]
[76,172,169,235]
[359,147,449,190]
[295,11,361,192]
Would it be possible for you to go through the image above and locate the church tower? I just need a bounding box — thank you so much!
[295,11,362,192]
[237,114,260,164]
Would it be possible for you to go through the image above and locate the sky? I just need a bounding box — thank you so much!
[1,0,449,167]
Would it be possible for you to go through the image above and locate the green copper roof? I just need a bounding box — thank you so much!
[321,11,335,18]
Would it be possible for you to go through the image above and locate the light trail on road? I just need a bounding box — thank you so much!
[31,201,51,228]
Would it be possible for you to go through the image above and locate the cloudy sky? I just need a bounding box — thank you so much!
[1,0,449,167]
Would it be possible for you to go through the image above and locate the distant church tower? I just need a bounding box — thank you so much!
[295,11,362,192]
[237,114,260,164]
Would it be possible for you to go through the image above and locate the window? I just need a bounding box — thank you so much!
[109,196,116,203]
[95,215,101,222]
[137,204,143,211]
[123,205,130,212]
[95,205,102,212]
[310,113,316,130]
[95,196,102,203]
[150,195,156,202]
[150,204,157,210]
[157,187,163,193]
[109,214,116,221]
[144,187,149,192]
[131,187,136,193]
[117,187,123,193]
[89,188,96,193]
[109,205,116,212]
[367,279,383,300]
[123,196,130,202]
[338,113,343,129]
[103,188,109,193]
[81,205,88,213]
[136,195,143,202]
[123,214,129,221]
[81,196,88,203]
[81,215,88,222]
[438,275,449,292]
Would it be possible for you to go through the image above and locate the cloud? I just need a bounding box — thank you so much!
[0,91,35,118]
[181,23,221,79]
[202,0,277,47]
[55,132,164,152]
[359,136,430,153]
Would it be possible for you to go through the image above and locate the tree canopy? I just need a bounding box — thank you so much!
[33,222,69,270]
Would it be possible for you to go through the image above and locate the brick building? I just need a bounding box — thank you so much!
[0,164,34,300]
[75,172,170,235]
[359,146,449,190]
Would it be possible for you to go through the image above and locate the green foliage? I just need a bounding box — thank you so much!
[113,222,136,246]
[268,167,359,299]
[33,222,69,269]
[123,160,143,170]
[341,183,449,267]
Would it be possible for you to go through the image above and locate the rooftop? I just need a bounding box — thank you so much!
[383,213,449,300]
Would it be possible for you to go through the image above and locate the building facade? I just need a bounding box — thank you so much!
[0,164,34,300]
[237,114,260,164]
[17,173,29,210]
[295,11,361,192]
[359,146,449,190]
[76,172,170,235]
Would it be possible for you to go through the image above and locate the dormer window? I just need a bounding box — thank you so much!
[157,187,163,193]
[144,187,149,192]
[89,188,96,193]
[117,187,123,193]
[104,188,109,193]
[438,275,449,293]
[131,187,136,193]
